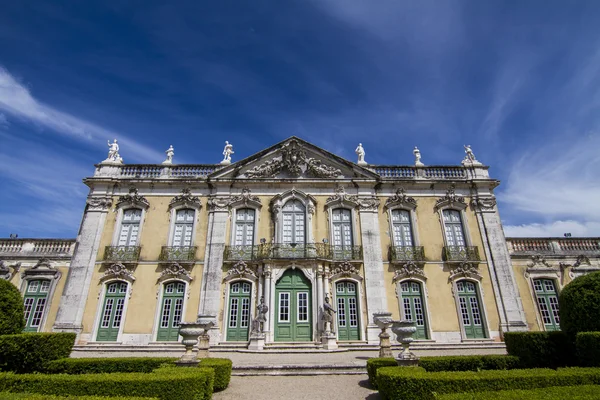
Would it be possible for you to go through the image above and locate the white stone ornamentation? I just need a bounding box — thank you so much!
[169,188,201,210]
[103,139,123,164]
[117,187,150,209]
[413,146,424,166]
[221,141,234,165]
[384,187,417,211]
[392,261,425,283]
[225,261,257,280]
[329,261,360,279]
[435,184,466,210]
[448,262,481,282]
[22,258,60,279]
[355,143,367,165]
[461,145,482,166]
[158,263,193,283]
[101,263,135,283]
[0,261,20,280]
[86,196,113,212]
[163,145,174,165]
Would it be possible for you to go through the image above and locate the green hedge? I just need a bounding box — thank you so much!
[198,358,232,392]
[366,358,397,388]
[0,279,25,335]
[0,393,157,400]
[44,357,177,374]
[376,367,600,400]
[436,385,600,400]
[0,367,214,400]
[559,271,600,340]
[504,331,575,368]
[0,333,76,373]
[576,332,600,367]
[419,355,520,372]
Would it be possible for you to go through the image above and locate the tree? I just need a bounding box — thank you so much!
[559,271,600,339]
[0,279,25,335]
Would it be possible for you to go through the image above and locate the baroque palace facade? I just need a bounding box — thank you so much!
[2,137,600,349]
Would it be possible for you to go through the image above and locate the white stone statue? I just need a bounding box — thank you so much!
[462,145,482,165]
[163,145,174,165]
[221,141,234,165]
[355,143,367,165]
[104,139,123,164]
[413,146,424,166]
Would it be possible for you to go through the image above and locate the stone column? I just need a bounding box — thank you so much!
[472,197,528,333]
[53,196,112,339]
[317,265,324,334]
[199,198,230,344]
[263,265,272,340]
[358,198,389,344]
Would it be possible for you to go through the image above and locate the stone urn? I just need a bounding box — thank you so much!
[177,322,204,366]
[391,320,419,366]
[196,315,216,358]
[373,312,394,358]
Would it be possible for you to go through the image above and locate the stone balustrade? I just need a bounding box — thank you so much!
[507,237,600,256]
[0,239,75,259]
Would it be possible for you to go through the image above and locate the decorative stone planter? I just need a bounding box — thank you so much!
[196,315,216,359]
[373,312,394,358]
[176,322,204,366]
[391,320,419,366]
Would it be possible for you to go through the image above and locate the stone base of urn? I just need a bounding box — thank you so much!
[248,333,266,351]
[175,358,200,367]
[373,312,394,358]
[321,333,338,350]
[395,354,419,367]
[197,333,211,359]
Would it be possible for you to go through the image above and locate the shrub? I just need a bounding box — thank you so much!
[576,332,600,367]
[0,394,157,400]
[0,367,214,400]
[0,333,76,373]
[559,271,600,339]
[198,358,232,391]
[504,331,575,368]
[419,355,520,372]
[44,357,177,374]
[366,358,397,388]
[377,367,600,400]
[436,385,600,400]
[0,279,25,335]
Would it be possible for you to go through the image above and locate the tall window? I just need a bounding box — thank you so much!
[282,200,305,244]
[442,210,466,247]
[157,281,185,341]
[392,210,414,247]
[23,280,50,332]
[97,281,128,341]
[533,279,560,331]
[456,280,486,339]
[118,209,142,246]
[332,209,353,259]
[172,209,195,246]
[235,208,255,246]
[400,281,428,339]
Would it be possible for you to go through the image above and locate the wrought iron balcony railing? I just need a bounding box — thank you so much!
[223,243,363,261]
[103,246,141,262]
[224,245,263,261]
[389,246,425,262]
[159,246,197,262]
[328,245,363,261]
[443,246,480,262]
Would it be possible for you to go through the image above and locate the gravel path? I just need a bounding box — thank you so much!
[213,375,381,400]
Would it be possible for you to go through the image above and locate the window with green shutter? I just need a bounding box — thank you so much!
[96,281,128,342]
[23,279,51,332]
[156,281,186,341]
[533,278,560,331]
[456,280,486,339]
[399,280,428,339]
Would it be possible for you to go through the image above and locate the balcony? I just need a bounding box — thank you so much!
[0,239,75,259]
[507,238,600,256]
[159,246,197,263]
[103,246,141,262]
[224,245,263,262]
[327,245,363,261]
[443,246,480,262]
[223,243,363,261]
[389,246,425,262]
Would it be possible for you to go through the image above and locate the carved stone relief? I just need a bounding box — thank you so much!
[448,262,482,282]
[0,260,19,280]
[392,261,426,283]
[325,186,359,209]
[329,261,361,279]
[101,262,136,283]
[86,196,113,212]
[116,187,149,209]
[169,188,201,210]
[470,197,497,212]
[225,261,257,280]
[22,258,60,279]
[435,184,466,210]
[158,263,193,283]
[357,197,381,212]
[384,187,417,211]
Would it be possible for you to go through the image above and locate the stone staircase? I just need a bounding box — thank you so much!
[232,363,365,376]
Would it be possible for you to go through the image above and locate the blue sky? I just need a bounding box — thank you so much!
[1,1,599,238]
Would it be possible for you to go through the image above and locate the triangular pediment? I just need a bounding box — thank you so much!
[209,137,379,180]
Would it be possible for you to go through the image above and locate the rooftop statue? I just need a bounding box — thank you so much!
[221,141,234,165]
[413,146,424,166]
[163,145,174,165]
[103,139,123,164]
[462,145,482,165]
[355,143,367,165]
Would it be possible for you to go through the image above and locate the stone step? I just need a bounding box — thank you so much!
[232,364,366,376]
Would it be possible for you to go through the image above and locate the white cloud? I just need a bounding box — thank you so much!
[0,112,8,127]
[0,66,163,162]
[504,220,600,238]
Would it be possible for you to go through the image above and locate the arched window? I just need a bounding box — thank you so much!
[157,281,186,341]
[97,281,128,341]
[392,210,414,247]
[332,209,353,259]
[118,209,142,246]
[533,278,560,331]
[172,209,195,247]
[23,279,51,332]
[442,210,466,248]
[235,208,255,246]
[456,280,486,339]
[282,200,305,244]
[399,280,428,339]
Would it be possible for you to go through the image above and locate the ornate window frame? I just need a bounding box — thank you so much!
[270,189,316,244]
[222,272,257,341]
[524,255,562,331]
[91,278,133,343]
[449,275,491,341]
[111,187,149,247]
[19,258,62,332]
[166,188,202,247]
[152,278,190,342]
[228,188,262,247]
[435,186,474,248]
[384,187,420,247]
[329,275,365,341]
[324,186,360,247]
[394,277,433,341]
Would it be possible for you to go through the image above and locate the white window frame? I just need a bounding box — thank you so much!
[221,278,257,337]
[330,276,365,341]
[436,204,473,248]
[395,277,433,341]
[230,207,259,247]
[91,279,133,343]
[167,207,198,247]
[328,207,358,248]
[450,277,491,341]
[524,268,562,332]
[19,262,62,333]
[387,206,420,247]
[152,279,189,342]
[111,207,147,247]
[271,190,316,244]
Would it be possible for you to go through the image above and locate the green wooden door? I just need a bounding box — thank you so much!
[457,280,486,339]
[275,269,312,342]
[400,280,428,339]
[226,281,252,341]
[335,281,360,340]
[156,281,185,341]
[23,280,51,332]
[97,281,128,342]
[533,279,560,331]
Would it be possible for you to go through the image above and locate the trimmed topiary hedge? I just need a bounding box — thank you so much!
[576,332,600,367]
[436,385,600,400]
[559,271,600,340]
[0,367,214,400]
[0,333,76,373]
[0,394,158,400]
[504,331,575,368]
[44,357,177,374]
[0,279,25,335]
[419,355,520,372]
[198,358,233,392]
[366,358,397,388]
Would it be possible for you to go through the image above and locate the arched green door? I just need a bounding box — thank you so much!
[226,281,252,341]
[156,281,185,342]
[275,269,312,342]
[335,281,360,340]
[399,280,428,339]
[97,281,128,342]
[457,280,486,339]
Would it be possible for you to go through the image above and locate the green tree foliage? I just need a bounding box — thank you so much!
[0,279,25,335]
[559,271,600,339]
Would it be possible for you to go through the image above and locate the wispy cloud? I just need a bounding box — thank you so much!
[0,112,8,128]
[0,66,163,162]
[504,220,600,238]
